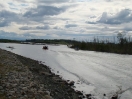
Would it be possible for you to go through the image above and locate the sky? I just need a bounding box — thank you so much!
[0,0,132,40]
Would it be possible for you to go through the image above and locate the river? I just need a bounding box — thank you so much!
[0,43,132,99]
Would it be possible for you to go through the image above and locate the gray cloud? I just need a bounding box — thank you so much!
[36,25,50,30]
[53,26,62,29]
[105,0,112,2]
[37,0,70,3]
[0,19,8,27]
[124,26,132,31]
[0,30,22,40]
[22,33,38,38]
[14,0,71,3]
[0,4,4,7]
[86,21,96,24]
[65,24,77,28]
[19,26,33,30]
[98,9,132,24]
[85,15,97,24]
[0,30,42,40]
[0,10,18,27]
[19,25,50,30]
[23,5,67,22]
[0,10,29,26]
[90,8,97,11]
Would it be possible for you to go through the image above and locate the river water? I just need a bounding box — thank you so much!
[0,43,132,99]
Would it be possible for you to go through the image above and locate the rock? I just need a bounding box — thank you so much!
[0,90,4,93]
[78,96,83,99]
[52,77,62,82]
[22,87,27,91]
[12,84,17,87]
[67,88,74,93]
[103,94,109,99]
[15,79,20,83]
[40,72,52,77]
[68,81,75,86]
[0,86,3,90]
[8,90,15,95]
[76,90,83,95]
[43,95,53,99]
[45,91,50,95]
[86,94,92,99]
[111,94,118,99]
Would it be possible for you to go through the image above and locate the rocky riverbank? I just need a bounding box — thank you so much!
[0,48,86,99]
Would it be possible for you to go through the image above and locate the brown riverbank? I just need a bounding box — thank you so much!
[0,48,85,99]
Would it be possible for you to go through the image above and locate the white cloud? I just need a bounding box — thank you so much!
[0,0,132,40]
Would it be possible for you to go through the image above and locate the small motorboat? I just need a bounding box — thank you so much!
[43,46,48,50]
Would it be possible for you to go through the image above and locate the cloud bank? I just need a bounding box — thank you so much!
[0,0,132,40]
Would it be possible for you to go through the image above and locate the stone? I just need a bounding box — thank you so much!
[45,91,50,95]
[9,90,15,95]
[86,94,92,99]
[68,81,75,86]
[0,86,3,90]
[43,95,53,99]
[111,94,118,99]
[76,90,83,95]
[40,72,52,77]
[22,87,27,91]
[12,84,17,87]
[0,90,5,93]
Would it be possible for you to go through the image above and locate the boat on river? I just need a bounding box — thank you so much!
[43,46,48,50]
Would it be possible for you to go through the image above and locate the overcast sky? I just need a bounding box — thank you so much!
[0,0,132,40]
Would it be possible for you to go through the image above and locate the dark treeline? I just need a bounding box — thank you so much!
[0,39,20,43]
[1,33,132,55]
[25,39,72,45]
[72,34,132,55]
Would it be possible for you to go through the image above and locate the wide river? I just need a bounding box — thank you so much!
[0,43,132,99]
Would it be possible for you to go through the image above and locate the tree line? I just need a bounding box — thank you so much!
[0,33,132,55]
[72,33,132,55]
[0,39,20,43]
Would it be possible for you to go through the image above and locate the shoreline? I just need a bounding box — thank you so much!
[0,48,86,99]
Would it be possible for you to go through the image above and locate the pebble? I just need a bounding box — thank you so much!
[0,86,3,90]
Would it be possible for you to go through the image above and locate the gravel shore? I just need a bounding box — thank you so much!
[0,48,85,99]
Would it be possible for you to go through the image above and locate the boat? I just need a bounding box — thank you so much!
[43,46,48,50]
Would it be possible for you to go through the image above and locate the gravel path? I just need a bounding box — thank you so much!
[0,49,85,99]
